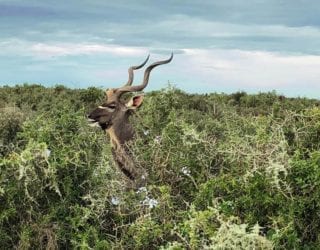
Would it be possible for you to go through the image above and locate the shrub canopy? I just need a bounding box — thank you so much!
[0,84,320,249]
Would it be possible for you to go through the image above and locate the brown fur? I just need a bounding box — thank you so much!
[88,95,145,186]
[88,54,173,187]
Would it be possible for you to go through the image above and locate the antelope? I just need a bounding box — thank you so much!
[88,53,173,187]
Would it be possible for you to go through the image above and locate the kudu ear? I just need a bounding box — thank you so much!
[126,95,144,109]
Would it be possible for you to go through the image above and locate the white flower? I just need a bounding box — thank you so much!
[181,166,191,176]
[43,149,51,158]
[143,130,149,135]
[111,196,120,205]
[136,186,148,194]
[143,196,158,208]
[154,135,162,143]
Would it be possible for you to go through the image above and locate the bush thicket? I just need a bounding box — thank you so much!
[0,84,320,249]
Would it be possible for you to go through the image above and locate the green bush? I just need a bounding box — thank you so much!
[0,84,320,249]
[0,106,26,156]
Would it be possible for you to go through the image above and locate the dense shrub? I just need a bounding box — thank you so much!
[0,107,26,156]
[0,84,319,249]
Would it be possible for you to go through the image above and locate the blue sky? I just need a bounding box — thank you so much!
[0,0,320,98]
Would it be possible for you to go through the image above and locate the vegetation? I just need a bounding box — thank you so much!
[0,84,320,249]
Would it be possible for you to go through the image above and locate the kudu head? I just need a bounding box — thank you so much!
[88,53,173,147]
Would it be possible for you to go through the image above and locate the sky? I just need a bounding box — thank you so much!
[0,0,320,98]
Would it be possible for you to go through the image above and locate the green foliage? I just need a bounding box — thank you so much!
[0,84,320,249]
[0,107,26,156]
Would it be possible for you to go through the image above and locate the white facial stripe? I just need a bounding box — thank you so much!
[98,105,108,109]
[98,106,115,112]
[89,122,100,127]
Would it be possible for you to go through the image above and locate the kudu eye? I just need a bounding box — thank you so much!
[108,104,116,109]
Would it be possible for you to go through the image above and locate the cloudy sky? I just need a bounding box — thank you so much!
[1,0,320,98]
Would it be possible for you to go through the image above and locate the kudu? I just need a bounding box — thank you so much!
[88,53,173,187]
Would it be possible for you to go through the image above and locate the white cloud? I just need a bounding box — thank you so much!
[0,39,147,58]
[31,43,147,57]
[153,15,320,39]
[175,48,320,93]
[1,37,319,98]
